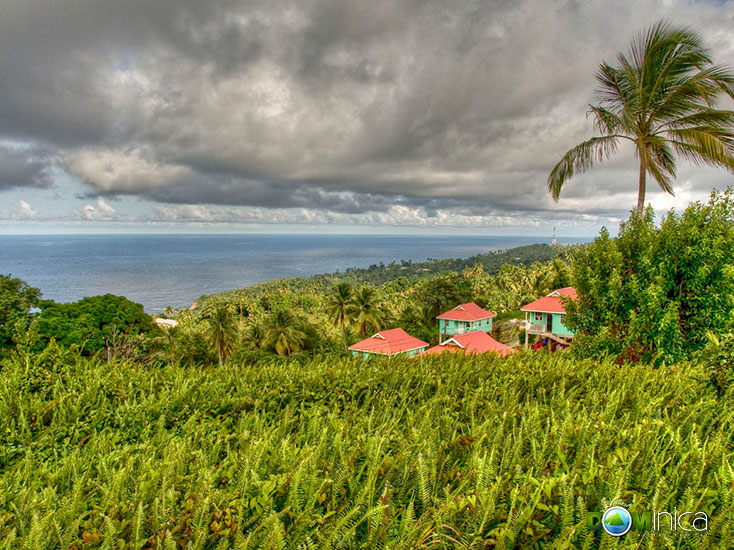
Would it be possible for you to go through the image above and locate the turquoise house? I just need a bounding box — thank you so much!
[520,287,576,348]
[436,302,495,344]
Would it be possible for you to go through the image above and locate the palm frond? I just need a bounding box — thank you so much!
[668,127,734,171]
[547,136,621,200]
[659,109,734,130]
[588,105,623,135]
[641,138,676,194]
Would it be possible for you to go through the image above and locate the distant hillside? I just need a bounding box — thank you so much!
[200,243,572,306]
[333,243,566,285]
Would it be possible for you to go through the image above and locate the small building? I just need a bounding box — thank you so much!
[420,330,516,357]
[520,287,576,348]
[436,302,496,344]
[155,318,179,329]
[348,328,429,358]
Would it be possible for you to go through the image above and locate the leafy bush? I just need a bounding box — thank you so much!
[701,332,734,396]
[36,294,156,355]
[567,190,734,365]
[0,274,40,351]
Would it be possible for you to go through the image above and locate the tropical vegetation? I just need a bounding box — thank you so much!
[35,294,155,358]
[1,346,731,548]
[566,189,734,366]
[0,273,40,349]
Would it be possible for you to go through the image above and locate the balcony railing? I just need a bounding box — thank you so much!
[526,324,547,334]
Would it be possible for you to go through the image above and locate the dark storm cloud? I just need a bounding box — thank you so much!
[0,145,52,190]
[1,0,733,219]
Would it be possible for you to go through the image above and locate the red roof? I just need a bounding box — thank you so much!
[420,330,516,357]
[436,302,495,321]
[348,328,429,355]
[520,287,577,314]
[554,287,577,299]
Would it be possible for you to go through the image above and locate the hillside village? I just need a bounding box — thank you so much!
[348,287,576,358]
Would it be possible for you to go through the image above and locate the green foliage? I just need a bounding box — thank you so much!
[549,20,734,217]
[347,286,384,339]
[0,274,40,351]
[192,245,573,354]
[1,351,731,547]
[701,332,734,396]
[261,310,311,357]
[36,294,156,356]
[325,282,354,350]
[336,244,565,286]
[566,190,734,365]
[202,305,238,367]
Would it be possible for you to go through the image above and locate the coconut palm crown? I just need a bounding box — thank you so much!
[203,304,238,367]
[548,20,734,218]
[325,282,354,350]
[347,286,384,339]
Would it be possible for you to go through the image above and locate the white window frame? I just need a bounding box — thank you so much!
[534,312,543,321]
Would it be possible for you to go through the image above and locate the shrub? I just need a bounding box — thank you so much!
[566,190,734,365]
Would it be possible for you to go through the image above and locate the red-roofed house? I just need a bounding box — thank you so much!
[436,302,495,343]
[520,287,577,347]
[420,330,516,357]
[348,328,429,358]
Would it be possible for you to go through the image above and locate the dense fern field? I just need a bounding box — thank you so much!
[1,350,732,548]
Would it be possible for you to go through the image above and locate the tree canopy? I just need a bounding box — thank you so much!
[36,294,155,354]
[0,274,40,350]
[566,189,734,365]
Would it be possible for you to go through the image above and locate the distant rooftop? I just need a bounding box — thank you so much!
[348,328,428,355]
[521,287,577,314]
[436,302,495,321]
[420,330,515,357]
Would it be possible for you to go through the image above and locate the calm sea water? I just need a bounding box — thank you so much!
[0,234,586,312]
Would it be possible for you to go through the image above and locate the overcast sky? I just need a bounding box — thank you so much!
[1,0,733,235]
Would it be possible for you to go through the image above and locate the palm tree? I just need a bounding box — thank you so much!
[348,286,384,338]
[262,310,307,357]
[243,320,266,350]
[548,20,734,218]
[325,282,354,349]
[203,305,238,367]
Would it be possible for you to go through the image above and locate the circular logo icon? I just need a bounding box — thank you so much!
[602,506,632,536]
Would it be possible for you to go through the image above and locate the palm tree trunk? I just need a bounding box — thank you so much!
[340,318,347,350]
[636,158,647,219]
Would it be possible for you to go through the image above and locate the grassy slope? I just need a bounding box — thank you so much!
[1,351,731,548]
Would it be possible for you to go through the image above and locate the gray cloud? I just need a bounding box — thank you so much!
[1,0,733,221]
[0,144,53,190]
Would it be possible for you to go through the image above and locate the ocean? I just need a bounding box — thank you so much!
[0,234,587,312]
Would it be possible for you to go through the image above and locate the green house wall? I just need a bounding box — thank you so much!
[527,311,574,336]
[438,317,493,336]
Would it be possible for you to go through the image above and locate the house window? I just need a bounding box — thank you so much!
[534,312,543,321]
[560,314,566,325]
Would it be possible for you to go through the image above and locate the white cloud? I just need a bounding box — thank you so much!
[150,202,619,229]
[18,200,39,219]
[81,197,119,220]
